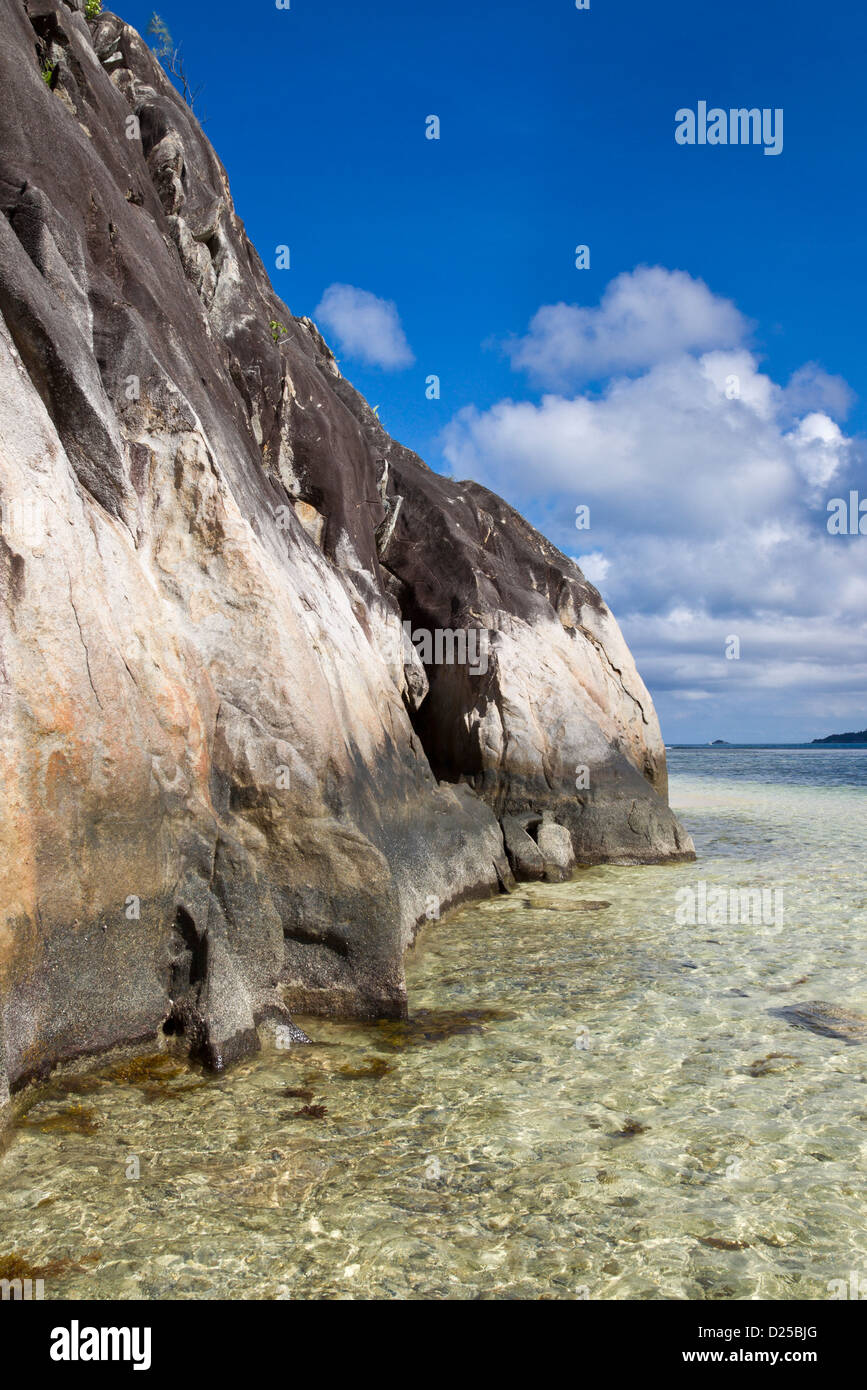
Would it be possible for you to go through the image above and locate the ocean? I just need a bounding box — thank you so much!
[1,747,865,1299]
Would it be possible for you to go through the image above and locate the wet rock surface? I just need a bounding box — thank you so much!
[0,2,691,1110]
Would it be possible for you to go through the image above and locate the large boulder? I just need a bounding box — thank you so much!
[536,818,576,884]
[501,816,546,882]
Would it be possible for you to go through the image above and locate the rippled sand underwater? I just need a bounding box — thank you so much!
[2,749,866,1300]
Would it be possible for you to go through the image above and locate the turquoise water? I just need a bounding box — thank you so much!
[1,748,865,1299]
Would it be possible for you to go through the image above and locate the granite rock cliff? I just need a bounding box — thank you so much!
[0,0,693,1111]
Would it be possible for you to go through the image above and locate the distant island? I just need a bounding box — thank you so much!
[812,729,867,745]
[711,739,731,746]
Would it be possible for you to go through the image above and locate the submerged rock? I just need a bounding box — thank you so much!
[776,1001,867,1044]
[745,1053,801,1077]
[528,898,611,912]
[337,1057,395,1080]
[371,1006,517,1051]
[0,2,693,1112]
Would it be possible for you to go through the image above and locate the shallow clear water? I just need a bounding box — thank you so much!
[2,748,865,1300]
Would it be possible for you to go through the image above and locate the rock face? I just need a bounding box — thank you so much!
[0,1,693,1112]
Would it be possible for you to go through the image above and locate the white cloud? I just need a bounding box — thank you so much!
[574,550,610,586]
[505,266,749,387]
[442,350,851,538]
[785,412,849,488]
[783,363,855,422]
[314,283,415,370]
[441,270,866,740]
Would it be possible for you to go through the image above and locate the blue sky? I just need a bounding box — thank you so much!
[123,0,866,743]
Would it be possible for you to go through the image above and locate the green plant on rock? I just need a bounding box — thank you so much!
[270,319,288,344]
[84,0,103,18]
[40,60,55,87]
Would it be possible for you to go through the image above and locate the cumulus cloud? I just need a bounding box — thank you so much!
[574,550,610,585]
[314,283,415,370]
[785,412,849,489]
[783,363,855,422]
[505,266,749,387]
[442,351,854,537]
[442,269,866,739]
